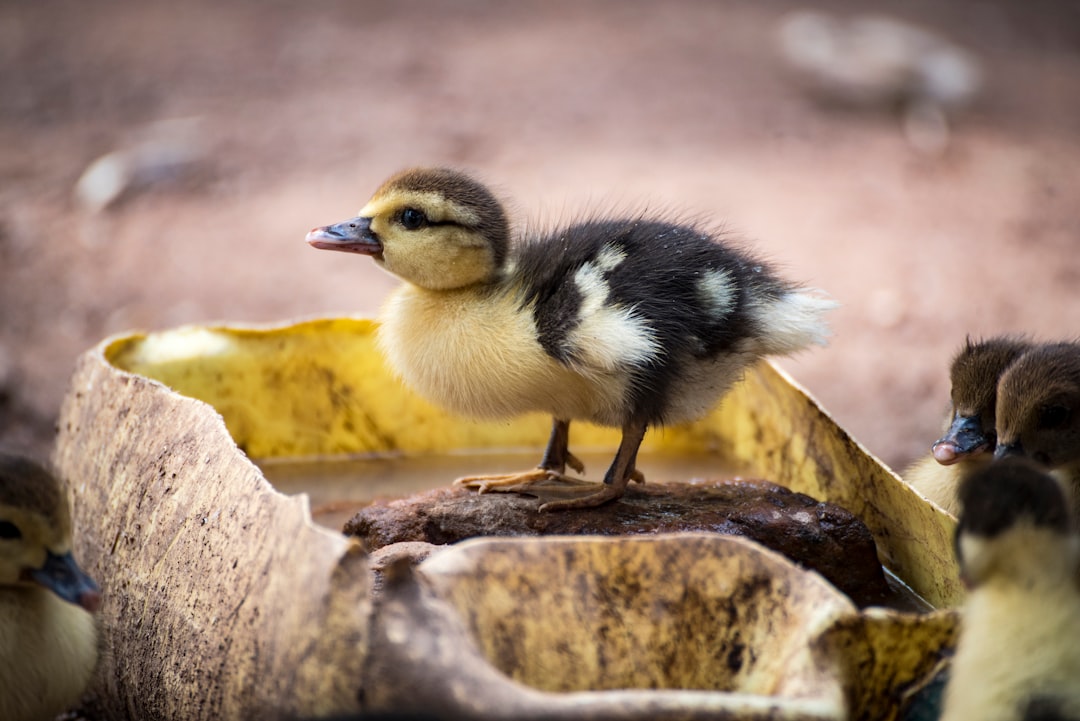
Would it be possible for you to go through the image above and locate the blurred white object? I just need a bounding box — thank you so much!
[903,100,951,156]
[777,11,982,109]
[75,117,206,212]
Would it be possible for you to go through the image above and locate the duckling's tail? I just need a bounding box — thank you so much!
[754,289,838,356]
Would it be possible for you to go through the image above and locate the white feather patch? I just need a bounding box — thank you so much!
[568,262,661,371]
[697,268,736,318]
[750,289,838,356]
[594,244,628,272]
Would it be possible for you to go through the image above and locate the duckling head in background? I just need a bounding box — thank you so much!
[903,336,1029,515]
[994,343,1080,473]
[931,336,1031,465]
[0,452,100,721]
[954,457,1075,589]
[308,168,836,510]
[941,458,1080,721]
[0,453,100,612]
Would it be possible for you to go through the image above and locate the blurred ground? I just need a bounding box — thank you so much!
[1,0,1078,473]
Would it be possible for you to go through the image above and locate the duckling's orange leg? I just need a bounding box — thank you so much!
[538,420,648,512]
[454,418,590,493]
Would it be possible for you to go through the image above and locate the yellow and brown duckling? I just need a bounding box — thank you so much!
[0,452,100,721]
[994,342,1080,515]
[904,336,1031,515]
[941,458,1080,721]
[307,167,835,510]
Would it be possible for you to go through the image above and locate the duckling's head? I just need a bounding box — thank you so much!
[932,336,1030,465]
[994,343,1080,469]
[956,457,1076,588]
[307,167,510,290]
[0,453,100,612]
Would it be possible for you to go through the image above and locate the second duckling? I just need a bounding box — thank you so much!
[904,336,1030,515]
[995,342,1080,515]
[941,458,1080,721]
[308,168,836,510]
[0,452,100,721]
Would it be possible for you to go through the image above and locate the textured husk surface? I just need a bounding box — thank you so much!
[52,318,960,720]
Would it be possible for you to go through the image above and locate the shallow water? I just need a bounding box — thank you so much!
[258,450,745,529]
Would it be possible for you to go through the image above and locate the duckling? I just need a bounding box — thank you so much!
[941,458,1080,721]
[994,342,1080,514]
[0,452,100,721]
[904,336,1030,515]
[307,167,836,510]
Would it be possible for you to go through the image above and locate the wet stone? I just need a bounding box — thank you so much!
[345,478,893,608]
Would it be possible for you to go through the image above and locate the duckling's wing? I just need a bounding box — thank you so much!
[515,219,673,375]
[515,218,820,422]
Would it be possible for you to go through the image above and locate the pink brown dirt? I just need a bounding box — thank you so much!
[1,0,1078,475]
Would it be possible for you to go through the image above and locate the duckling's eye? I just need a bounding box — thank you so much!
[0,521,21,540]
[1038,404,1071,430]
[399,208,427,231]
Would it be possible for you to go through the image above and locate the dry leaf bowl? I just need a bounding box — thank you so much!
[53,318,961,720]
[364,532,956,721]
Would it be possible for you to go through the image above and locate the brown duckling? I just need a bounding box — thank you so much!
[904,336,1030,515]
[0,452,100,721]
[307,167,836,510]
[994,342,1080,514]
[941,458,1080,721]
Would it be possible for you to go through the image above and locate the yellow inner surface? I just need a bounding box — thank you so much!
[105,316,960,607]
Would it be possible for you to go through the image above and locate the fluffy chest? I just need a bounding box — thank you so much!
[377,284,630,423]
[943,584,1080,720]
[0,590,98,720]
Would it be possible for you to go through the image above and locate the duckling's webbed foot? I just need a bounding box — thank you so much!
[454,468,593,494]
[564,450,586,475]
[454,418,590,495]
[537,420,648,512]
[456,419,649,510]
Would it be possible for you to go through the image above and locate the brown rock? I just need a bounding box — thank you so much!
[345,478,894,608]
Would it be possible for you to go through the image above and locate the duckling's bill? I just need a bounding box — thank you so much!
[306,217,383,257]
[23,549,101,612]
[932,414,990,464]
